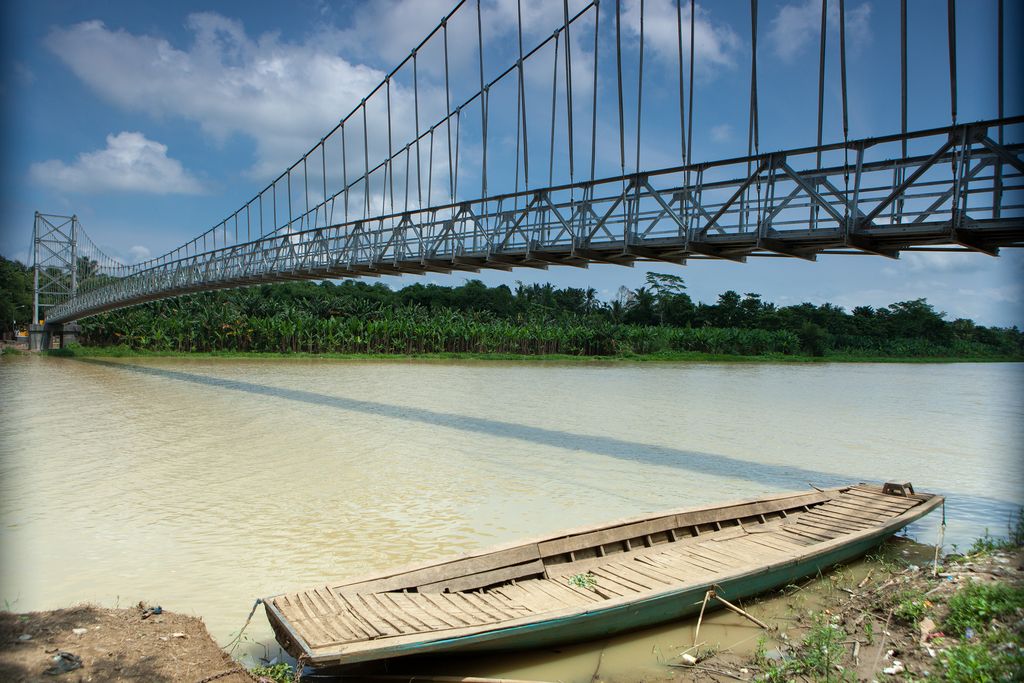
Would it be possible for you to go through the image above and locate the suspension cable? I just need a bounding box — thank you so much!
[443,20,454,207]
[518,0,530,191]
[549,31,561,188]
[362,102,370,220]
[947,0,957,125]
[900,0,907,158]
[816,0,827,168]
[839,0,850,195]
[676,0,686,163]
[688,0,696,166]
[615,0,625,177]
[635,0,645,175]
[589,0,600,184]
[386,78,395,214]
[477,0,488,201]
[413,51,422,209]
[341,124,349,223]
[563,0,576,183]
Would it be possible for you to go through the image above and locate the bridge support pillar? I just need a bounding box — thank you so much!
[29,323,80,351]
[58,323,81,348]
[28,324,49,351]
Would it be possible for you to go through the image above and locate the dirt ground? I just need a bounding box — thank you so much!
[0,604,253,683]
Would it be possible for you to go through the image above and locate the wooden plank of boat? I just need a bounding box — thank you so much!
[262,483,943,666]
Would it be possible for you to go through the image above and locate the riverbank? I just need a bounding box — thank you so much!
[0,604,253,682]
[681,538,1024,682]
[36,344,1023,363]
[2,537,1020,682]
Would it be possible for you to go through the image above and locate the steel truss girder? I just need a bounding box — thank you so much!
[46,120,1024,323]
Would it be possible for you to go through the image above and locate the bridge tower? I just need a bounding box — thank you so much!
[29,212,81,350]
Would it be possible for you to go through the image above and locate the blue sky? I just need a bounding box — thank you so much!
[1,0,1021,326]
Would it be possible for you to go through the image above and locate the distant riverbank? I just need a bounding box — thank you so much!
[37,344,1023,363]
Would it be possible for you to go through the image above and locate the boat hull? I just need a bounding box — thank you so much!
[263,484,942,666]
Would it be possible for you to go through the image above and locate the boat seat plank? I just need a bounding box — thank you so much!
[311,589,362,642]
[530,578,600,606]
[840,490,916,511]
[807,508,879,527]
[782,526,837,543]
[742,533,810,552]
[632,555,696,582]
[597,563,667,591]
[824,499,907,518]
[339,544,542,594]
[417,558,546,594]
[793,515,857,532]
[295,592,350,647]
[474,591,535,617]
[419,592,480,628]
[627,558,691,584]
[697,541,754,564]
[589,567,647,594]
[383,593,449,631]
[692,543,748,565]
[351,594,406,635]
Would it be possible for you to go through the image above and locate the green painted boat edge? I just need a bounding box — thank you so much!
[266,491,943,665]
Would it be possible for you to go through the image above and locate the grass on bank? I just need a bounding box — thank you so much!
[37,343,1022,363]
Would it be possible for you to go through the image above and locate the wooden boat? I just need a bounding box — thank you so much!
[264,482,942,666]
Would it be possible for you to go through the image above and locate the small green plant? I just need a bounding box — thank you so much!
[798,615,849,680]
[944,582,1024,637]
[940,640,1024,683]
[567,572,597,591]
[250,662,293,683]
[862,619,875,645]
[966,508,1024,555]
[753,636,769,668]
[892,588,930,624]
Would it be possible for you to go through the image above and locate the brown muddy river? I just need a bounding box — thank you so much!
[1,356,1020,680]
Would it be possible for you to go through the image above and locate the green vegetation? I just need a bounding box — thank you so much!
[763,614,853,682]
[4,254,1022,359]
[892,587,931,624]
[249,662,293,683]
[939,582,1024,683]
[968,509,1024,555]
[0,257,33,334]
[567,572,598,591]
[944,582,1024,637]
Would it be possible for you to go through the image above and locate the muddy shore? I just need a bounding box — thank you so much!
[2,538,1020,682]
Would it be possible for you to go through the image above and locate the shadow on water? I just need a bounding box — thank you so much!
[75,358,1020,537]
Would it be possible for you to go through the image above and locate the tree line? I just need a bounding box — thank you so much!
[1,255,1021,357]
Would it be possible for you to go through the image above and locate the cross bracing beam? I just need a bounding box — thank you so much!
[44,118,1024,324]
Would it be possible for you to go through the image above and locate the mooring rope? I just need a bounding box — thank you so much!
[225,598,264,655]
[932,499,947,576]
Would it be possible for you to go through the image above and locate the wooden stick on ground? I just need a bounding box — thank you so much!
[868,608,895,676]
[712,594,771,630]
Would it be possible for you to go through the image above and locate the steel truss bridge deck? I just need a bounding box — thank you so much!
[46,119,1024,323]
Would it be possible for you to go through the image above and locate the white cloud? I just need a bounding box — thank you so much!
[902,251,994,274]
[128,245,151,262]
[621,0,742,73]
[767,0,872,63]
[711,123,733,142]
[29,132,204,195]
[44,15,390,180]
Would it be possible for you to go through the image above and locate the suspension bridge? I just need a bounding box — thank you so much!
[29,0,1023,350]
